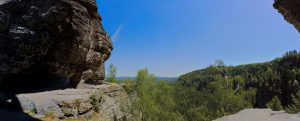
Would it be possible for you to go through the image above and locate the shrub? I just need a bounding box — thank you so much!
[267,96,283,111]
[286,91,300,114]
[89,90,104,112]
[124,79,136,95]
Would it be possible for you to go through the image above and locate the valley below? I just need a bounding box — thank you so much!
[0,0,300,121]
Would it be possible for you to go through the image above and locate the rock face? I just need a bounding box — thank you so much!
[0,0,113,90]
[274,0,300,32]
[214,109,300,121]
[15,83,130,121]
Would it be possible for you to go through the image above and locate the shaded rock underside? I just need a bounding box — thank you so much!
[274,0,300,32]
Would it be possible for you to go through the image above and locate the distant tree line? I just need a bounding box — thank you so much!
[122,68,255,121]
[178,50,300,113]
[114,50,300,121]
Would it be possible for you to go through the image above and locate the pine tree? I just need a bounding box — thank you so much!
[286,91,300,114]
[266,96,283,111]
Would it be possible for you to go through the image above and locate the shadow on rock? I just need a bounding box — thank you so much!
[0,94,41,121]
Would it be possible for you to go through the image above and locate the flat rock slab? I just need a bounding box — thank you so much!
[16,89,93,117]
[214,109,300,121]
[17,89,92,103]
[11,83,129,120]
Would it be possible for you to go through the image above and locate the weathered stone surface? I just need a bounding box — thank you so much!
[274,0,300,32]
[15,83,130,121]
[214,109,300,121]
[17,96,35,112]
[35,99,64,118]
[0,0,113,90]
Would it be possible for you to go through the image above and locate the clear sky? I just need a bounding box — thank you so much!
[96,0,300,77]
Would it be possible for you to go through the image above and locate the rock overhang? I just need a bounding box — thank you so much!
[0,0,113,91]
[274,0,300,32]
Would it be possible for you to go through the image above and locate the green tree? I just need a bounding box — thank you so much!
[215,59,225,67]
[205,76,251,118]
[233,76,245,94]
[106,64,117,82]
[267,96,283,111]
[123,79,136,95]
[128,69,184,121]
[286,91,300,114]
[135,68,150,95]
[214,59,230,90]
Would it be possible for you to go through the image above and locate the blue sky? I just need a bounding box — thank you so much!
[96,0,300,77]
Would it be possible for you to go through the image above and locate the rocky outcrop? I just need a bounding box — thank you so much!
[274,0,300,32]
[213,109,300,121]
[0,0,112,90]
[13,83,130,121]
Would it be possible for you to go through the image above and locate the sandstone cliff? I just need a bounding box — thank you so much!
[274,0,300,32]
[0,0,113,90]
[0,0,122,120]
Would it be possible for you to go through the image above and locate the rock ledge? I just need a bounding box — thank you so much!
[214,109,300,121]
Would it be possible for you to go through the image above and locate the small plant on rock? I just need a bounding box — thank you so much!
[106,64,117,83]
[89,90,104,112]
[23,109,37,116]
[42,112,56,121]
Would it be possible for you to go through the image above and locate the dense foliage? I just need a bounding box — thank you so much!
[121,51,300,121]
[286,90,300,114]
[123,69,255,121]
[123,69,184,121]
[178,50,300,108]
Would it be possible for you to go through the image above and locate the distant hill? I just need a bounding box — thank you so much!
[117,76,178,82]
[156,77,178,82]
[177,50,300,108]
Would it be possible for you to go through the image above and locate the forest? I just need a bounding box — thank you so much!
[112,50,300,121]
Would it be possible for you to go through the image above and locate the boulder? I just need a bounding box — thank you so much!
[0,0,113,90]
[14,83,130,120]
